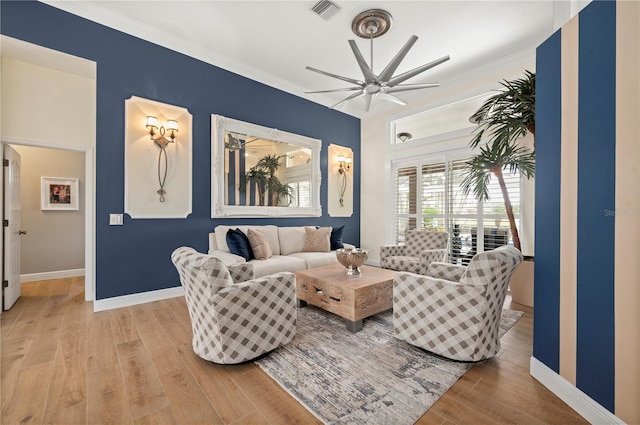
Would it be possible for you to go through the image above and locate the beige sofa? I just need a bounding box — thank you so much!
[208,225,354,278]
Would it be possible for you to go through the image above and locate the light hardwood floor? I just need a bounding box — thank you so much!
[1,277,588,425]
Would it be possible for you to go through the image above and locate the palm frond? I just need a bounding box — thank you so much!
[469,70,536,148]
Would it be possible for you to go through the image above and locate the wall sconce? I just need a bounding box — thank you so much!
[337,155,352,207]
[337,155,352,174]
[146,116,178,202]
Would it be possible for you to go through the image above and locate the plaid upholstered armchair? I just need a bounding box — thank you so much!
[171,247,297,364]
[393,245,523,361]
[380,230,448,275]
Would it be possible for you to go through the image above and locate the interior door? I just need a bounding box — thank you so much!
[3,145,22,310]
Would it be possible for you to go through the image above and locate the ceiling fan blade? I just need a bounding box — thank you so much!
[306,66,363,86]
[377,35,419,83]
[387,55,450,87]
[331,91,364,109]
[376,92,407,106]
[363,93,373,112]
[305,87,362,94]
[348,40,377,83]
[384,83,440,94]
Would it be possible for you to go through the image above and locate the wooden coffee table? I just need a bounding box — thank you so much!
[295,263,396,332]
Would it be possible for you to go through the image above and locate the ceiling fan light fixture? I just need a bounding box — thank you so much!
[397,132,412,142]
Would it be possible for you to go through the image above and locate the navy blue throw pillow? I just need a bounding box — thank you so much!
[226,228,254,261]
[330,225,345,250]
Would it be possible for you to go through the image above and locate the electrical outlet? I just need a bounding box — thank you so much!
[109,214,123,226]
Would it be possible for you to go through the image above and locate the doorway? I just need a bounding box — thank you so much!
[1,142,95,307]
[1,35,97,306]
[7,145,86,301]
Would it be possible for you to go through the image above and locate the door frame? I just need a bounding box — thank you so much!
[0,138,95,302]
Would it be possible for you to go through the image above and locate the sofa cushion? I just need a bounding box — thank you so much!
[330,225,345,250]
[290,251,339,269]
[278,226,306,255]
[226,229,254,261]
[247,228,273,260]
[249,255,308,278]
[214,225,280,255]
[303,226,331,252]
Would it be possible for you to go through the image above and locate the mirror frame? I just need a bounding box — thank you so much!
[211,114,322,218]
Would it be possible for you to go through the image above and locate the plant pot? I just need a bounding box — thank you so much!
[509,260,534,307]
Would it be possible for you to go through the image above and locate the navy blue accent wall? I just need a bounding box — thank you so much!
[1,1,361,299]
[533,30,562,371]
[576,1,616,410]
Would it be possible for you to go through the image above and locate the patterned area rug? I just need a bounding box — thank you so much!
[256,306,524,425]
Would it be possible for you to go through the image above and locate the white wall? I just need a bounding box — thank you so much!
[1,47,95,149]
[360,55,536,263]
[1,36,96,298]
[13,145,85,274]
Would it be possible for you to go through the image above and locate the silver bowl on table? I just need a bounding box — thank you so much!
[335,248,369,275]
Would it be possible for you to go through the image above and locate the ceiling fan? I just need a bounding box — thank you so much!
[225,133,261,151]
[305,9,450,112]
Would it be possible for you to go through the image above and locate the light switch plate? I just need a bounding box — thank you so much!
[109,214,123,225]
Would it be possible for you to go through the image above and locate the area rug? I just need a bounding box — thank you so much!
[255,306,524,425]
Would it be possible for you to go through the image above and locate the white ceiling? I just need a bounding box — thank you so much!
[38,1,565,118]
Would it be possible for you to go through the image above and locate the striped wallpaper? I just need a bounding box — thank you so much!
[534,1,639,422]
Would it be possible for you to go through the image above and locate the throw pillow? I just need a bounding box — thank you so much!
[303,226,331,252]
[226,228,254,261]
[247,228,273,260]
[330,225,345,250]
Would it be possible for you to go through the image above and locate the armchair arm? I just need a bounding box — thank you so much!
[380,244,407,269]
[426,262,466,282]
[208,250,246,266]
[419,248,448,275]
[393,272,483,307]
[380,245,406,257]
[217,271,296,297]
[227,263,255,283]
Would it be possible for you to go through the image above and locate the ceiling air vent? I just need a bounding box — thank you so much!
[311,0,342,21]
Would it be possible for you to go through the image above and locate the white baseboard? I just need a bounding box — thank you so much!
[21,268,85,283]
[93,286,184,312]
[529,357,625,424]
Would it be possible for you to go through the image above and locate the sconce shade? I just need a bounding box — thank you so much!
[345,157,352,165]
[337,156,346,163]
[166,120,179,133]
[146,116,159,129]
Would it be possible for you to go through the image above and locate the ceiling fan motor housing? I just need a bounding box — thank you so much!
[352,9,393,38]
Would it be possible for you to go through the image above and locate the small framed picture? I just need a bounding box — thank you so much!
[41,177,79,211]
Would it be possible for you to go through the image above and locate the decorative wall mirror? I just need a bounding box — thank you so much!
[211,114,322,217]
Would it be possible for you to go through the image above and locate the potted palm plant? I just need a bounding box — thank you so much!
[461,71,536,306]
[461,70,536,252]
[240,154,294,206]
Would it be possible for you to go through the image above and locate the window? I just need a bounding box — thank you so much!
[287,180,311,208]
[393,157,521,264]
